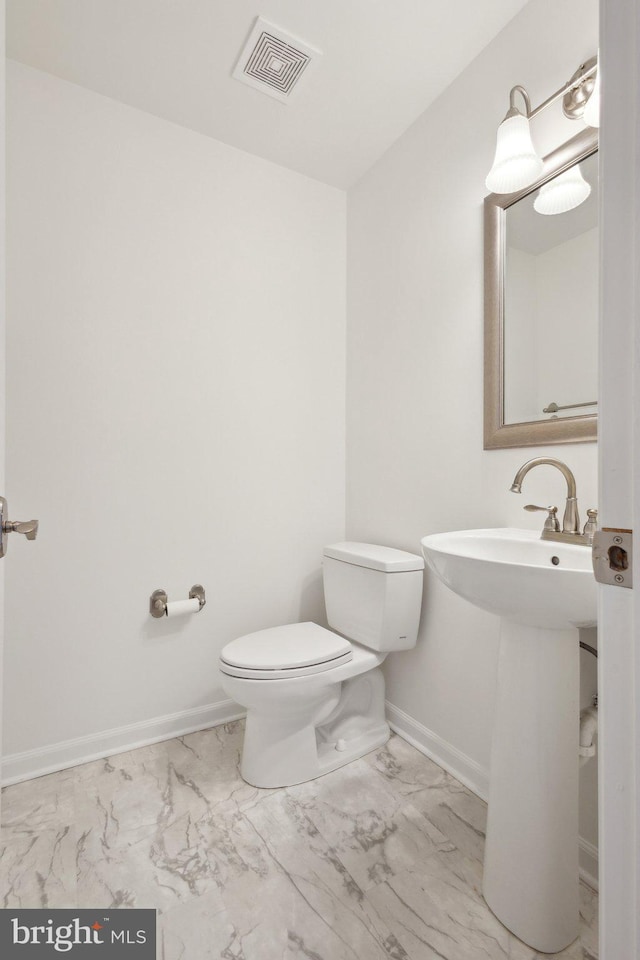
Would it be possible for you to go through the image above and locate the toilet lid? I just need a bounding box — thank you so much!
[220,622,352,679]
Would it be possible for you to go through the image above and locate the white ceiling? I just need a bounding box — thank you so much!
[6,0,530,189]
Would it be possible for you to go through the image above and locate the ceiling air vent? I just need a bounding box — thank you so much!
[232,17,322,103]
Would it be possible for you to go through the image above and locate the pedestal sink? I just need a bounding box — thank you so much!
[421,528,597,954]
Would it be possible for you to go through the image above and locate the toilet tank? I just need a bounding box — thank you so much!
[322,542,424,652]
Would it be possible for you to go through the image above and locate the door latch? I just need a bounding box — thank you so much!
[592,528,633,588]
[0,496,39,558]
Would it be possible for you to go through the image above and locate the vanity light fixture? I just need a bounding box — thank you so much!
[486,56,599,195]
[485,87,543,193]
[533,163,591,215]
[583,55,600,128]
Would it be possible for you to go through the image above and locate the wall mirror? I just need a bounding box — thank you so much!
[484,127,599,449]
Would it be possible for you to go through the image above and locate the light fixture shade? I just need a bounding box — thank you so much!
[583,64,600,127]
[485,114,544,194]
[533,164,591,215]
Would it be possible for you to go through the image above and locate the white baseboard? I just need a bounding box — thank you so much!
[386,700,490,801]
[1,699,246,786]
[579,837,599,891]
[386,700,599,889]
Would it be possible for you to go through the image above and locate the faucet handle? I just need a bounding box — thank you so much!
[524,504,560,533]
[583,508,598,541]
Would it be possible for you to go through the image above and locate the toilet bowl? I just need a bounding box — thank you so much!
[219,542,424,788]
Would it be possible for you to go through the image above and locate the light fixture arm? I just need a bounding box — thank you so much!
[530,58,597,120]
[506,85,532,119]
[504,59,597,123]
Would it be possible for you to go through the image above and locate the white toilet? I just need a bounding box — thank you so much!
[219,542,424,788]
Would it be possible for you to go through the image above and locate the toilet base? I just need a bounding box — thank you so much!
[316,722,390,779]
[239,666,390,788]
[241,718,390,789]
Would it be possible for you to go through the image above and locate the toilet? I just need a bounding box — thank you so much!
[219,542,424,788]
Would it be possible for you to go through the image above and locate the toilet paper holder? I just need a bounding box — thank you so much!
[150,584,206,618]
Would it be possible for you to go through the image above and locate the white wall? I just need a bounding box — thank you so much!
[3,62,346,760]
[347,0,599,864]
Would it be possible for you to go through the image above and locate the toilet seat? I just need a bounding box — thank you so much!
[219,622,352,680]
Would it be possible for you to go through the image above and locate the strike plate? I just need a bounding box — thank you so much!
[592,528,633,588]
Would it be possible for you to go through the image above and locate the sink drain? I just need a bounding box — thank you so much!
[551,556,560,566]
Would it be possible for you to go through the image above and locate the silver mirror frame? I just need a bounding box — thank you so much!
[484,127,599,449]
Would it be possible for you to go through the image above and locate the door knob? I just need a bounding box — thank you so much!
[0,496,39,557]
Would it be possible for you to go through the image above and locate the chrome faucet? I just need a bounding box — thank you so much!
[510,457,598,545]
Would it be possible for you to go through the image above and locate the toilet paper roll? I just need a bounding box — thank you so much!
[165,597,201,618]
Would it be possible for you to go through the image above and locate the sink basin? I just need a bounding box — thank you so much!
[421,527,596,629]
[420,527,598,952]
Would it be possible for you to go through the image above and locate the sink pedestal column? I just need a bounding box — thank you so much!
[483,621,579,953]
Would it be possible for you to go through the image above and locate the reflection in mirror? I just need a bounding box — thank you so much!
[504,152,598,425]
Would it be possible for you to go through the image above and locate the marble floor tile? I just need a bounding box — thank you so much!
[289,759,452,892]
[76,786,272,911]
[0,766,77,909]
[365,738,489,896]
[0,825,77,909]
[417,792,488,898]
[368,849,514,960]
[239,788,414,959]
[0,726,598,959]
[365,735,472,810]
[1,767,75,843]
[162,873,399,960]
[160,895,234,960]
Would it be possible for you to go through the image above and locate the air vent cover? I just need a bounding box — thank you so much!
[232,17,321,103]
